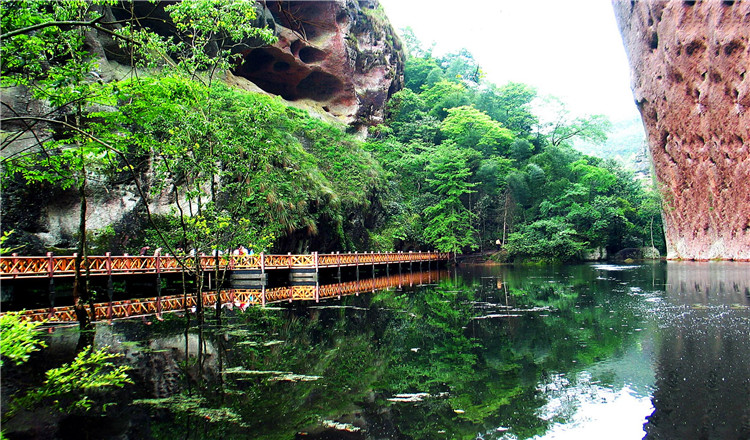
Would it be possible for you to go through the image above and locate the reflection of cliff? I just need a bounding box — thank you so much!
[664,262,750,306]
[96,324,219,398]
[645,263,750,439]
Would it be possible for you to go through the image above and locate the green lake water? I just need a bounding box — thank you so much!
[3,262,749,439]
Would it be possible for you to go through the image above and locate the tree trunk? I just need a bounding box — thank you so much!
[501,191,511,247]
[650,215,655,249]
[73,176,91,329]
[214,250,221,321]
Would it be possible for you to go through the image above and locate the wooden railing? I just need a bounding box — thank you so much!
[0,251,451,280]
[5,270,449,322]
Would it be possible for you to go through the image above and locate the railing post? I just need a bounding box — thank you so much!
[12,253,18,278]
[47,252,55,319]
[314,251,319,275]
[155,254,162,317]
[288,252,292,269]
[261,284,266,307]
[47,252,54,278]
[260,252,265,279]
[106,252,113,320]
[105,252,112,276]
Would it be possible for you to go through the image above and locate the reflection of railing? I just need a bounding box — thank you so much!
[0,251,450,279]
[7,270,449,322]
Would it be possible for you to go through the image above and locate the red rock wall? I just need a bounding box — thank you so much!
[613,0,750,260]
[234,0,404,130]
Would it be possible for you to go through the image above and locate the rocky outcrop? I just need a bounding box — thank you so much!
[612,246,660,261]
[234,0,404,131]
[1,1,404,252]
[612,0,750,261]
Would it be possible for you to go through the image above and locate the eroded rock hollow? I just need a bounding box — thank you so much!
[613,0,750,260]
[234,0,404,130]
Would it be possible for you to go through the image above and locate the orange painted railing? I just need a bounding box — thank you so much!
[0,251,450,280]
[6,270,449,322]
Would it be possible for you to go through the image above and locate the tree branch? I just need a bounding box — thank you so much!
[2,18,103,39]
[1,16,138,45]
[1,115,189,268]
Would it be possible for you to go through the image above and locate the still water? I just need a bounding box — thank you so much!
[3,262,749,439]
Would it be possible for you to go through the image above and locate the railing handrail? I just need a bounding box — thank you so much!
[0,251,452,279]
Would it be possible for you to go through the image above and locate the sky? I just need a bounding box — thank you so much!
[379,0,640,123]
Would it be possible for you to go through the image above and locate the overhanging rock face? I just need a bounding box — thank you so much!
[234,0,404,131]
[613,0,750,260]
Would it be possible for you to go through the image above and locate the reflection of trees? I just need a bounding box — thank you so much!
[645,263,750,440]
[369,269,647,440]
[27,264,656,439]
[145,270,647,439]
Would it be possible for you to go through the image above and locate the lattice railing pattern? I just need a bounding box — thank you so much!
[0,252,450,279]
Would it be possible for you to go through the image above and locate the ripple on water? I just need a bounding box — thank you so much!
[591,264,641,271]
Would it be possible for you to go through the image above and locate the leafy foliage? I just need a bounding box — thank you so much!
[1,312,132,423]
[0,312,46,366]
[12,345,133,413]
[1,2,664,262]
[369,33,664,259]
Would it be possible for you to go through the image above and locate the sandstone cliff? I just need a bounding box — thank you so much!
[613,0,750,260]
[234,0,404,132]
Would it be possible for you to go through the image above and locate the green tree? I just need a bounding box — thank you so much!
[1,312,132,423]
[438,48,481,83]
[510,139,534,163]
[1,0,130,328]
[420,80,470,118]
[440,105,514,155]
[422,143,478,255]
[475,82,539,134]
[505,218,588,262]
[535,97,611,147]
[0,312,46,367]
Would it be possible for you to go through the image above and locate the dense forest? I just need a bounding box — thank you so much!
[364,29,665,260]
[1,1,665,262]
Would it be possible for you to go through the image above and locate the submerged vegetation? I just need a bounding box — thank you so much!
[0,0,664,264]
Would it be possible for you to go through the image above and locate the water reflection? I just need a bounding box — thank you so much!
[3,264,750,439]
[644,262,750,440]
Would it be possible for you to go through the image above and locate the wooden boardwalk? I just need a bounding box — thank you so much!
[0,251,450,280]
[7,270,449,323]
